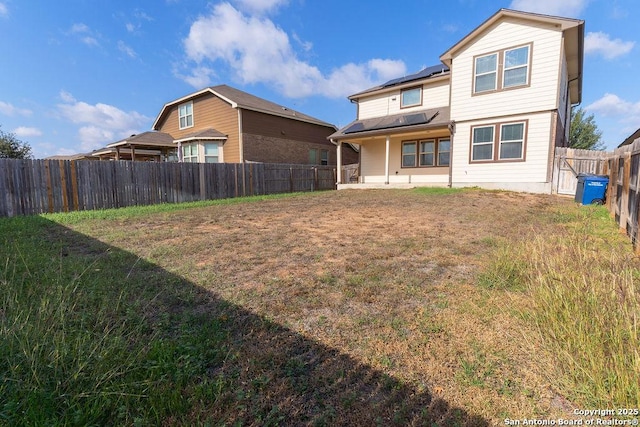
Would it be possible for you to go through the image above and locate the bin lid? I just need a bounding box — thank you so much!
[582,175,609,182]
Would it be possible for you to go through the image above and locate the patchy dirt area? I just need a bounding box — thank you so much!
[71,188,578,423]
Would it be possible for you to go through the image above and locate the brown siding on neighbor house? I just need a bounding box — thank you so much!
[243,134,359,165]
[156,93,241,162]
[241,109,334,146]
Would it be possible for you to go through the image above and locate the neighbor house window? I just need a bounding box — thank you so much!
[471,121,527,162]
[419,140,435,166]
[471,126,495,161]
[182,144,198,162]
[320,149,329,165]
[503,46,530,88]
[401,87,422,108]
[474,53,498,93]
[179,102,193,129]
[474,44,532,94]
[438,139,451,166]
[499,122,525,160]
[402,141,417,167]
[204,143,219,163]
[309,149,318,164]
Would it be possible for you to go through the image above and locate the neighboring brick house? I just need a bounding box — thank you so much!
[150,84,358,165]
[330,9,584,194]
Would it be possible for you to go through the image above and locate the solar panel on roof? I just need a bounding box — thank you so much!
[342,110,444,135]
[343,122,366,134]
[380,65,450,88]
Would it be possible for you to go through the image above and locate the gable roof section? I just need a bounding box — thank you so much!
[174,127,228,144]
[152,84,336,130]
[618,128,640,147]
[440,8,584,103]
[106,131,175,148]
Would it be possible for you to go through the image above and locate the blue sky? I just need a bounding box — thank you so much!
[0,0,637,158]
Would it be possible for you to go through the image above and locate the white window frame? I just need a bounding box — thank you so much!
[471,125,495,162]
[419,140,435,167]
[203,142,220,163]
[182,143,198,162]
[474,53,498,93]
[400,87,422,108]
[178,101,194,130]
[402,141,417,167]
[503,46,530,88]
[498,122,526,160]
[437,138,451,166]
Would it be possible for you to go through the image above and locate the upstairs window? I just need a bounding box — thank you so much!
[179,101,193,129]
[474,44,532,94]
[474,53,497,93]
[401,87,422,108]
[503,46,530,88]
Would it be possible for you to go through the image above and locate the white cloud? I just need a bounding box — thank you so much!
[69,23,100,47]
[57,91,151,150]
[70,23,90,34]
[586,93,640,120]
[182,3,406,98]
[0,101,32,117]
[233,0,288,14]
[175,66,217,88]
[585,31,635,60]
[13,127,43,137]
[508,0,588,17]
[118,41,137,58]
[0,2,8,17]
[126,23,136,33]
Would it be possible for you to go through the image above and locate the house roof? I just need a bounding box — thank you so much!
[174,127,228,144]
[618,128,640,147]
[106,131,175,148]
[152,84,336,130]
[329,106,451,141]
[440,8,584,103]
[348,65,450,100]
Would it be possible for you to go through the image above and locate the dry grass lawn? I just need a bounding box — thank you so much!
[53,187,601,424]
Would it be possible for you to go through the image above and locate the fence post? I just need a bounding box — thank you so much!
[290,166,294,193]
[620,153,631,231]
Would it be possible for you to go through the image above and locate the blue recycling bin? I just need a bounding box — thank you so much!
[575,174,609,205]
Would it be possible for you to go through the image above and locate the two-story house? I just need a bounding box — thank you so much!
[330,9,584,194]
[153,84,358,166]
[93,84,359,166]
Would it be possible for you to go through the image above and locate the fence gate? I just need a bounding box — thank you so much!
[552,147,609,195]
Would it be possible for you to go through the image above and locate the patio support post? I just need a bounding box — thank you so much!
[335,139,342,185]
[385,135,390,185]
[115,147,120,161]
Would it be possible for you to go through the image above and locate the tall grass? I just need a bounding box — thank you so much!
[0,216,230,425]
[483,207,640,406]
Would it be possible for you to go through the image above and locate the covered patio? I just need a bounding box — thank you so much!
[331,107,453,188]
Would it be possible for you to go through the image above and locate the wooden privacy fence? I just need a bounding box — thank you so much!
[0,159,336,218]
[603,139,640,251]
[552,147,609,195]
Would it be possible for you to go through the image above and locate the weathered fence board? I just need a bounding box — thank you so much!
[0,159,336,217]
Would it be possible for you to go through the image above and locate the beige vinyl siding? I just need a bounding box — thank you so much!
[450,18,562,122]
[156,93,241,162]
[358,80,451,120]
[451,112,553,184]
[359,136,449,184]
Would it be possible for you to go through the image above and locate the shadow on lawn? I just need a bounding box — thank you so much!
[1,216,488,426]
